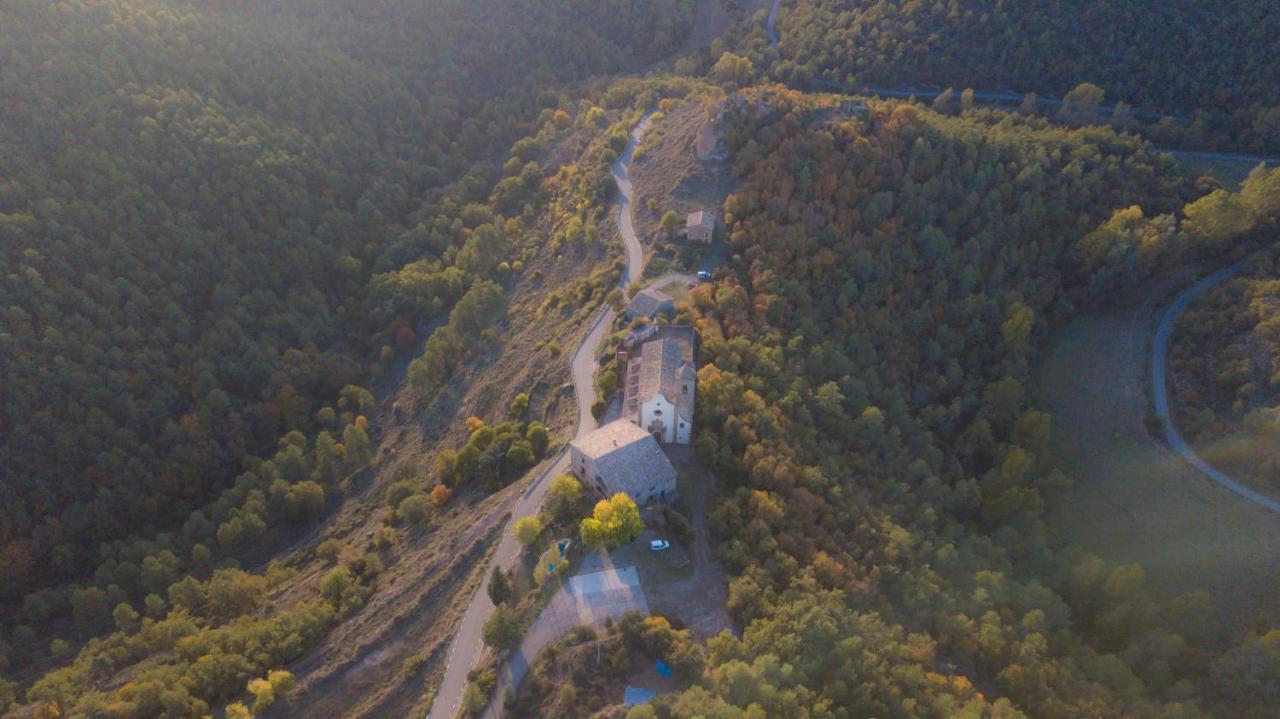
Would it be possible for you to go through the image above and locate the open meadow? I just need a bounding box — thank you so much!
[1032,284,1280,629]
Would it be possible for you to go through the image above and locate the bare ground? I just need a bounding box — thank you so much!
[629,99,734,267]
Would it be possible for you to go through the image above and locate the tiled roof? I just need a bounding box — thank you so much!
[687,210,716,229]
[569,421,676,497]
[623,325,695,420]
[626,287,673,318]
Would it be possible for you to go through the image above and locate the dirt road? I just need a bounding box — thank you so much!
[428,113,656,719]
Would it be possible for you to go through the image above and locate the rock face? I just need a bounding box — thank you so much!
[695,117,727,162]
[694,96,741,163]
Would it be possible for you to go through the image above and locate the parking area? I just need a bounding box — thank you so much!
[525,567,650,653]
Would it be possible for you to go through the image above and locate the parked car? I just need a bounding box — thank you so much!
[696,270,712,281]
[649,539,671,552]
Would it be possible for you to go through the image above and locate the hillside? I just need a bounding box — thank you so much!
[0,0,692,599]
[751,0,1280,152]
[5,2,1280,718]
[631,90,1277,718]
[0,0,697,710]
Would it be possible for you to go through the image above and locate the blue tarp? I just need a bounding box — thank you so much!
[656,660,672,677]
[624,687,657,706]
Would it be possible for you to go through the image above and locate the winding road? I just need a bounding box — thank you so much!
[1152,261,1280,513]
[766,0,780,47]
[763,0,1280,162]
[428,113,657,719]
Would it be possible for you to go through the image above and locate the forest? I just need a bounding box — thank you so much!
[751,0,1280,153]
[0,0,691,593]
[5,0,1280,716]
[0,0,694,709]
[1168,190,1280,497]
[627,89,1280,717]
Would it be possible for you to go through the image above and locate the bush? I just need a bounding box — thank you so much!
[386,479,417,510]
[400,493,434,527]
[487,566,512,605]
[402,654,426,676]
[510,392,530,417]
[661,506,695,544]
[660,210,680,236]
[317,538,342,564]
[546,475,582,523]
[320,566,358,609]
[514,515,544,547]
[359,552,383,578]
[431,484,453,507]
[482,604,522,649]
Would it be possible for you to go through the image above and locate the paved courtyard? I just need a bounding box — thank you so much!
[483,567,649,718]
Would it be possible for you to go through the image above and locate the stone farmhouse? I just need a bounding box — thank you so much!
[568,420,677,506]
[622,325,695,445]
[625,287,674,320]
[686,210,716,243]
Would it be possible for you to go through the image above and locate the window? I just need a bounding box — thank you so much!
[682,384,688,395]
[679,422,685,428]
[653,409,662,416]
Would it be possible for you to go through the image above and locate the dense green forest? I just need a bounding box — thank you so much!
[751,0,1280,152]
[623,90,1280,717]
[0,0,694,705]
[0,0,691,594]
[6,0,1280,716]
[1168,193,1280,497]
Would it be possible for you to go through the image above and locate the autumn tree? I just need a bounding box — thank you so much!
[514,516,544,548]
[580,493,643,549]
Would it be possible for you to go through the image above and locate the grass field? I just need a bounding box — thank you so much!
[1031,283,1280,629]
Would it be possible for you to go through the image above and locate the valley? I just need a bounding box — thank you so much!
[4,2,1280,718]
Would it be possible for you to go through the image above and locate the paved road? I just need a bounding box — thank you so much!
[766,0,780,47]
[613,113,654,289]
[1152,261,1280,513]
[1162,149,1279,167]
[429,113,657,719]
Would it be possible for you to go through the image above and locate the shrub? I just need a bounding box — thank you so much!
[386,480,417,510]
[510,392,530,417]
[431,484,453,507]
[400,493,434,527]
[514,516,544,547]
[317,538,342,563]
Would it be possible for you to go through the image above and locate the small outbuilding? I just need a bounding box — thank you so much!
[625,287,675,320]
[568,420,677,506]
[686,210,716,243]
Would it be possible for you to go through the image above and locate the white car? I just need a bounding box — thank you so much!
[649,539,671,552]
